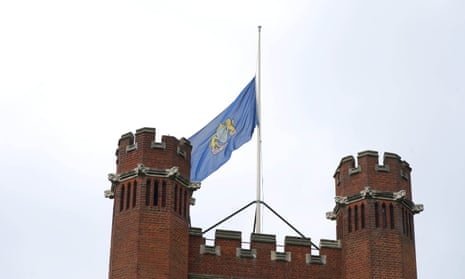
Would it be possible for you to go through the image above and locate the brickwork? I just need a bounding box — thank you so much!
[188,230,341,279]
[335,151,412,199]
[332,150,422,279]
[106,129,422,279]
[116,127,191,179]
[108,128,192,279]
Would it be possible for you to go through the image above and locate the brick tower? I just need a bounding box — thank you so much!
[105,129,423,278]
[105,128,196,279]
[327,151,424,279]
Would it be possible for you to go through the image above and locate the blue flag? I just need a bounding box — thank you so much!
[189,77,258,182]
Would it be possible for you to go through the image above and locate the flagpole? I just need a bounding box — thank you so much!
[255,25,263,233]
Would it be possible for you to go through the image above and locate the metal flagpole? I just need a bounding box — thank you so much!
[255,25,263,233]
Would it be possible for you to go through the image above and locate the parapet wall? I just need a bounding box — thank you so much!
[334,150,413,200]
[188,228,342,279]
[116,127,192,180]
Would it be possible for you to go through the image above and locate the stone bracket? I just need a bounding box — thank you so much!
[326,187,424,220]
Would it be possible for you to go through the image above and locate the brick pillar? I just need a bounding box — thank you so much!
[328,151,424,279]
[106,128,195,279]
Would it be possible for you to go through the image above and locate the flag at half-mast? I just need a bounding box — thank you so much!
[189,77,258,182]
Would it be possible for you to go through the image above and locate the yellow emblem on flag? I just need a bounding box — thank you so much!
[210,118,236,154]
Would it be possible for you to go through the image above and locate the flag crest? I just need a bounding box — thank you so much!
[189,77,258,182]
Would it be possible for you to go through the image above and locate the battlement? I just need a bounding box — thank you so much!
[116,127,192,180]
[107,126,422,279]
[188,228,341,278]
[334,151,413,199]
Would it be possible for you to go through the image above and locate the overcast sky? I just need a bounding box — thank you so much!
[1,1,464,278]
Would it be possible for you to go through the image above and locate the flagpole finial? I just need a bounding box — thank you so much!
[258,25,262,31]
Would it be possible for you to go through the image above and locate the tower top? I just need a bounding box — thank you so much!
[334,150,413,199]
[116,127,191,176]
[327,150,423,221]
[105,127,197,199]
[328,150,424,278]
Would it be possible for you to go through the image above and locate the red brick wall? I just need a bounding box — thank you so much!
[188,231,342,279]
[108,194,140,279]
[108,128,191,279]
[335,151,418,279]
[335,151,412,199]
[339,201,372,278]
[116,128,191,179]
[108,132,421,279]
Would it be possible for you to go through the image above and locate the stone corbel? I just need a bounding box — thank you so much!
[412,204,424,214]
[166,166,179,177]
[335,196,348,205]
[393,190,406,200]
[136,164,147,176]
[360,187,373,198]
[189,182,202,190]
[326,211,337,220]
[104,189,114,199]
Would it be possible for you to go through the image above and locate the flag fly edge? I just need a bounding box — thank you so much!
[189,77,258,182]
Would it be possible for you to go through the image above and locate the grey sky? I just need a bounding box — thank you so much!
[1,1,464,278]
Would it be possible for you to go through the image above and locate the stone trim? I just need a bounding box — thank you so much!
[135,127,156,135]
[105,165,194,199]
[271,251,291,262]
[190,197,196,206]
[375,164,390,172]
[189,227,202,236]
[384,152,401,160]
[358,150,379,158]
[326,211,337,220]
[340,155,354,163]
[320,239,341,249]
[126,142,137,152]
[108,165,190,186]
[285,236,311,247]
[400,169,409,180]
[200,245,221,256]
[215,229,241,240]
[151,141,166,150]
[251,233,276,243]
[326,187,424,219]
[120,132,133,140]
[306,254,326,265]
[236,248,256,259]
[104,189,114,199]
[348,166,361,175]
[177,146,187,158]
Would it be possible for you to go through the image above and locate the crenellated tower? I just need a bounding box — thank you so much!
[327,151,424,279]
[104,129,423,278]
[105,127,198,279]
